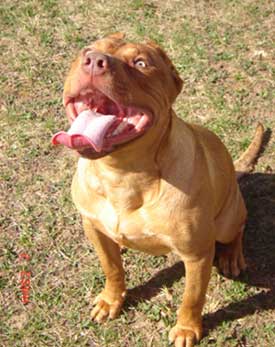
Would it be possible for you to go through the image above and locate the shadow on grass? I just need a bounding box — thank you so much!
[125,171,275,332]
[126,261,184,306]
[204,171,275,333]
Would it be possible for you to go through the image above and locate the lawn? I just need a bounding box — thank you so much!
[0,0,275,346]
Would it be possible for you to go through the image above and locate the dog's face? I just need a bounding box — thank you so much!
[52,33,183,158]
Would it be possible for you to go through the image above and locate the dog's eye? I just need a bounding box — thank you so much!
[134,59,147,68]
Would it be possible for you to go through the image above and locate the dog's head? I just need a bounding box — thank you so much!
[52,33,183,158]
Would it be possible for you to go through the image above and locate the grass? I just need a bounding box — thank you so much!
[1,0,275,346]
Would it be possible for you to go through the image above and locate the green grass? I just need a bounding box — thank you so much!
[1,0,275,346]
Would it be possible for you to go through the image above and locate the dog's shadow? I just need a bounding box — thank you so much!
[204,171,275,332]
[125,170,275,333]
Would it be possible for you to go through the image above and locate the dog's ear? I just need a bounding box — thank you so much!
[146,40,183,102]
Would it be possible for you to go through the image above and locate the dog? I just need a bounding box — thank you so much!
[52,33,264,347]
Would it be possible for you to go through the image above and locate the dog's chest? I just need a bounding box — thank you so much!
[73,161,174,254]
[77,189,173,254]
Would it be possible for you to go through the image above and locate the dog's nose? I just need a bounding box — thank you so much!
[82,51,109,75]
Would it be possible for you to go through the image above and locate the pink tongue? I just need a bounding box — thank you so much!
[52,110,117,152]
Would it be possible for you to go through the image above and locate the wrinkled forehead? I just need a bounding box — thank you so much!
[88,37,158,62]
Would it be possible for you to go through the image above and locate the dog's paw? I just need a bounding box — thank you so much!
[216,242,247,277]
[217,251,247,277]
[169,324,202,347]
[216,230,247,278]
[91,290,126,323]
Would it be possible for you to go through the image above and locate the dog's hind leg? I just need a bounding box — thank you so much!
[215,225,247,277]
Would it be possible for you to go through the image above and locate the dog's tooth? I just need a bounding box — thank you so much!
[112,120,128,136]
[112,129,120,136]
[135,115,149,131]
[127,115,142,126]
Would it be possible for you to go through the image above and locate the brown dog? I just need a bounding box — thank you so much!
[52,33,264,347]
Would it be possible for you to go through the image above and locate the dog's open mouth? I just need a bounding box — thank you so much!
[52,89,152,153]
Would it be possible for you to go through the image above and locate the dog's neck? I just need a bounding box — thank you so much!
[78,110,174,210]
[78,154,160,211]
[77,111,196,211]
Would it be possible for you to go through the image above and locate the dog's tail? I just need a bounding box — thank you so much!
[234,122,264,180]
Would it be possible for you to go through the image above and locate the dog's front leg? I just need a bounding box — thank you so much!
[82,216,126,322]
[169,246,215,347]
